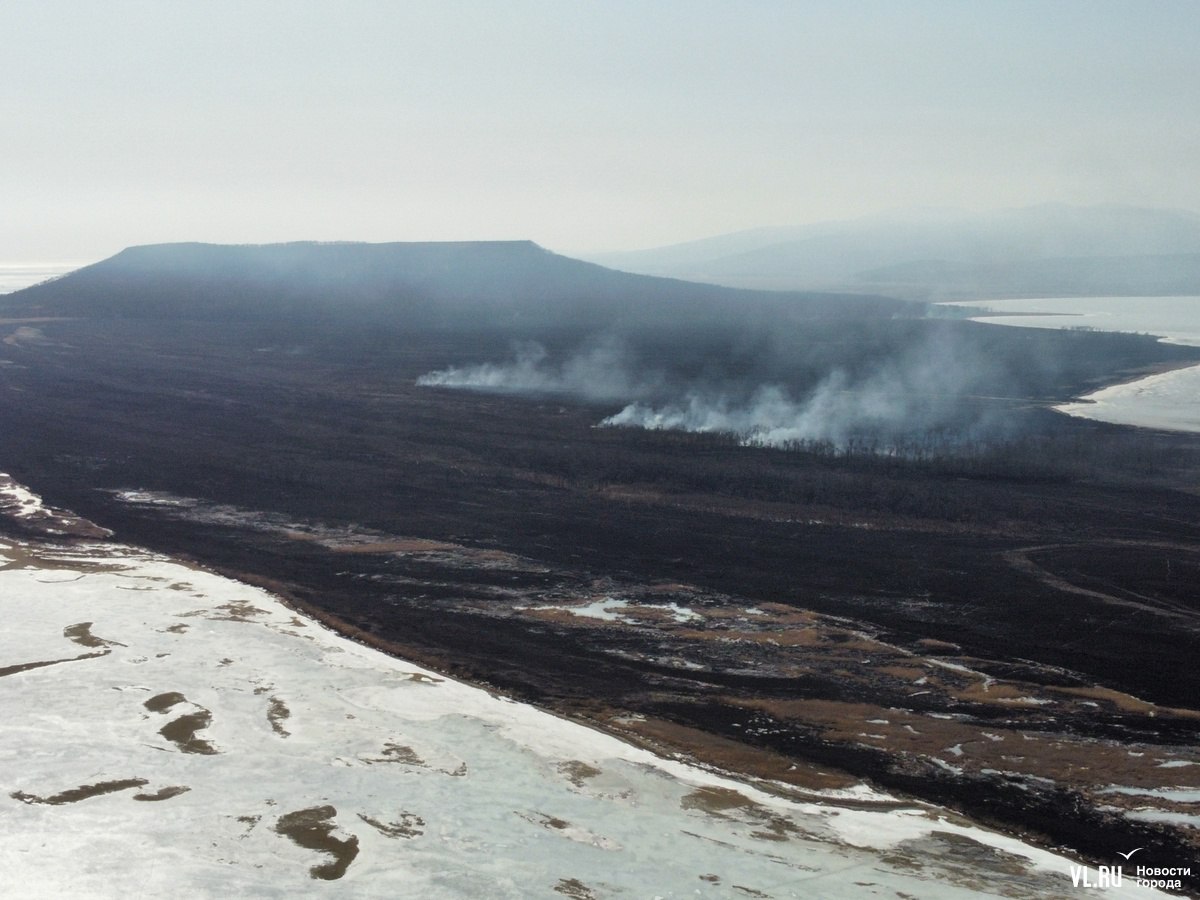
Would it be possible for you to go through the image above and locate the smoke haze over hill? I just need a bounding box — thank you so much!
[7,239,1196,453]
[415,319,1172,452]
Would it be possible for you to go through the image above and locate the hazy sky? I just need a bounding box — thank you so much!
[4,1,1199,262]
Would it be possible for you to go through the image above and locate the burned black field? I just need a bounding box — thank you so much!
[4,269,1200,885]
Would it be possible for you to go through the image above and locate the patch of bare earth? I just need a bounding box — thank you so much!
[884,831,1073,898]
[273,805,359,880]
[367,742,424,766]
[12,778,149,805]
[557,760,601,788]
[0,651,108,677]
[158,710,218,755]
[601,710,859,794]
[267,696,291,736]
[680,786,817,844]
[553,878,597,899]
[143,691,187,713]
[143,693,219,754]
[132,785,191,802]
[210,599,270,623]
[63,621,125,648]
[357,811,424,839]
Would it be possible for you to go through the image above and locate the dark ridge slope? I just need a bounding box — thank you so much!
[2,240,912,328]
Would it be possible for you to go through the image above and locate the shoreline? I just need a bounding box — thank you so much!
[943,295,1200,434]
[1,493,1120,897]
[0,524,1151,895]
[202,554,1199,887]
[223,565,892,801]
[1055,359,1200,434]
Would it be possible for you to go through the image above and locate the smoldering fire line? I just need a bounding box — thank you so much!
[415,333,1004,451]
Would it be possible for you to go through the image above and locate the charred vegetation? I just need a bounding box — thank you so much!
[2,242,1200,880]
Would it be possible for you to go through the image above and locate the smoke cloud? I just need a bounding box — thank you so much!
[416,337,663,402]
[602,376,892,447]
[603,335,993,449]
[417,326,1008,452]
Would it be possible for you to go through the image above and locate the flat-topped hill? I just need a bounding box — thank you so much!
[2,240,910,328]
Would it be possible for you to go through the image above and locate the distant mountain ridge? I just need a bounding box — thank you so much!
[588,205,1200,299]
[0,240,910,328]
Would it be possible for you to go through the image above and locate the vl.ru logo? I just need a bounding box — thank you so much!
[1069,864,1123,888]
[1070,849,1193,892]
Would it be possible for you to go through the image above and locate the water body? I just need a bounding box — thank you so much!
[0,261,86,294]
[946,296,1200,433]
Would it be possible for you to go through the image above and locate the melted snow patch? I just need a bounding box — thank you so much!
[1099,786,1200,803]
[522,597,703,626]
[1120,809,1200,829]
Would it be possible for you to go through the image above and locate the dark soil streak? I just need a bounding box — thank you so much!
[267,696,291,737]
[0,650,109,677]
[132,785,191,801]
[12,778,148,805]
[63,621,126,648]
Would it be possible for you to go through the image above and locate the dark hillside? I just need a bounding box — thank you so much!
[4,240,911,328]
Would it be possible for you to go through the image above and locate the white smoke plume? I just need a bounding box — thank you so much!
[603,329,994,448]
[416,337,661,402]
[418,328,1000,451]
[602,372,939,449]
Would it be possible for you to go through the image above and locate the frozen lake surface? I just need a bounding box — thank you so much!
[947,296,1200,433]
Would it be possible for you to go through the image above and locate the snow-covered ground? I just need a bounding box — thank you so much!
[0,476,1164,898]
